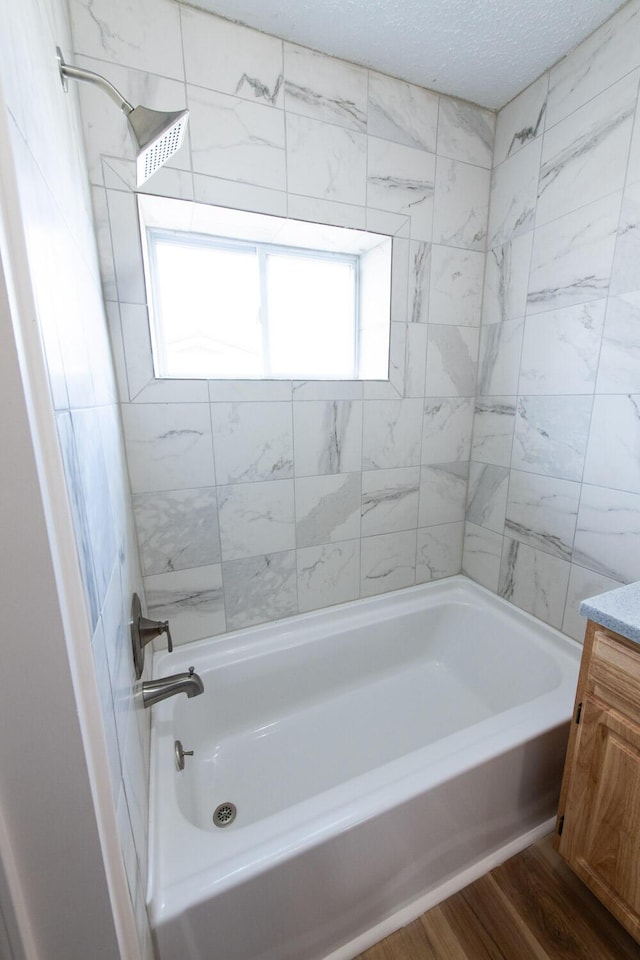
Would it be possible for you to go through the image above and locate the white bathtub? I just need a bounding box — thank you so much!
[148,575,580,960]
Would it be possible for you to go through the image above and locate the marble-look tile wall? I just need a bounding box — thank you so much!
[463,0,640,643]
[69,0,494,642]
[1,1,150,955]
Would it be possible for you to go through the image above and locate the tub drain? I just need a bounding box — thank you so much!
[213,802,237,827]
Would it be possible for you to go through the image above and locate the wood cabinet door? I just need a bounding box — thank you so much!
[558,694,640,941]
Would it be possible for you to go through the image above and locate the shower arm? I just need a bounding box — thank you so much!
[55,46,190,186]
[57,50,134,115]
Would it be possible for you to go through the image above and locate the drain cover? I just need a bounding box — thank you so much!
[213,802,237,827]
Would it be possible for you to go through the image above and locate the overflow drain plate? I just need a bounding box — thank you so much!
[213,802,237,827]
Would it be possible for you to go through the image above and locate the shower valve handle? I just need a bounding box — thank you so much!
[131,593,173,680]
[139,615,173,653]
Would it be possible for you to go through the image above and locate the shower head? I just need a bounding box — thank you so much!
[127,104,189,186]
[56,48,189,186]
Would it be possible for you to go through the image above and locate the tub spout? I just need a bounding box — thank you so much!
[142,666,204,708]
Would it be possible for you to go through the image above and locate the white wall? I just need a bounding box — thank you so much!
[69,0,495,645]
[463,0,640,642]
[0,0,151,954]
[0,239,119,957]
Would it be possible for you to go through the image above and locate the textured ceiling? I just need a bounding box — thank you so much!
[182,0,628,108]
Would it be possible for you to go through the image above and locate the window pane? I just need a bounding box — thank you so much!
[265,253,356,379]
[152,238,262,378]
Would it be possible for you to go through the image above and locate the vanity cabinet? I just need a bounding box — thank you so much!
[555,619,640,943]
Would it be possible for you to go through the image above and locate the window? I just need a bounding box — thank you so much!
[148,230,358,379]
[138,195,392,381]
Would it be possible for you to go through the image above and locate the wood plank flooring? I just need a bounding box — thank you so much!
[356,836,640,960]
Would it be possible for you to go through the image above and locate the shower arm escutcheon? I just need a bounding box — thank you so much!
[131,592,173,680]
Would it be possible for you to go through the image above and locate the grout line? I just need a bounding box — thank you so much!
[546,56,640,135]
[281,38,290,219]
[177,4,197,201]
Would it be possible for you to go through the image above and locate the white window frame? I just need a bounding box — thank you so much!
[137,194,392,383]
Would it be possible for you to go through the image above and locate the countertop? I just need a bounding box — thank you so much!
[580,581,640,644]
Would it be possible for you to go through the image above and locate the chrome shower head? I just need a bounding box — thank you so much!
[127,105,189,186]
[56,48,189,186]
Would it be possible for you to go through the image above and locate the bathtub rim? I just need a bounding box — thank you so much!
[147,575,581,925]
[152,574,581,676]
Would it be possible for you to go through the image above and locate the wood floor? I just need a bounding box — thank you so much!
[355,836,640,960]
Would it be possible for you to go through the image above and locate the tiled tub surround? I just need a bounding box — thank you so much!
[463,0,640,643]
[69,0,494,643]
[70,0,640,654]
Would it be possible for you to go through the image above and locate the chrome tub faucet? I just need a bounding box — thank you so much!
[141,666,204,708]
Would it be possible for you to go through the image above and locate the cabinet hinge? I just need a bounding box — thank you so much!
[557,815,565,836]
[575,702,583,724]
